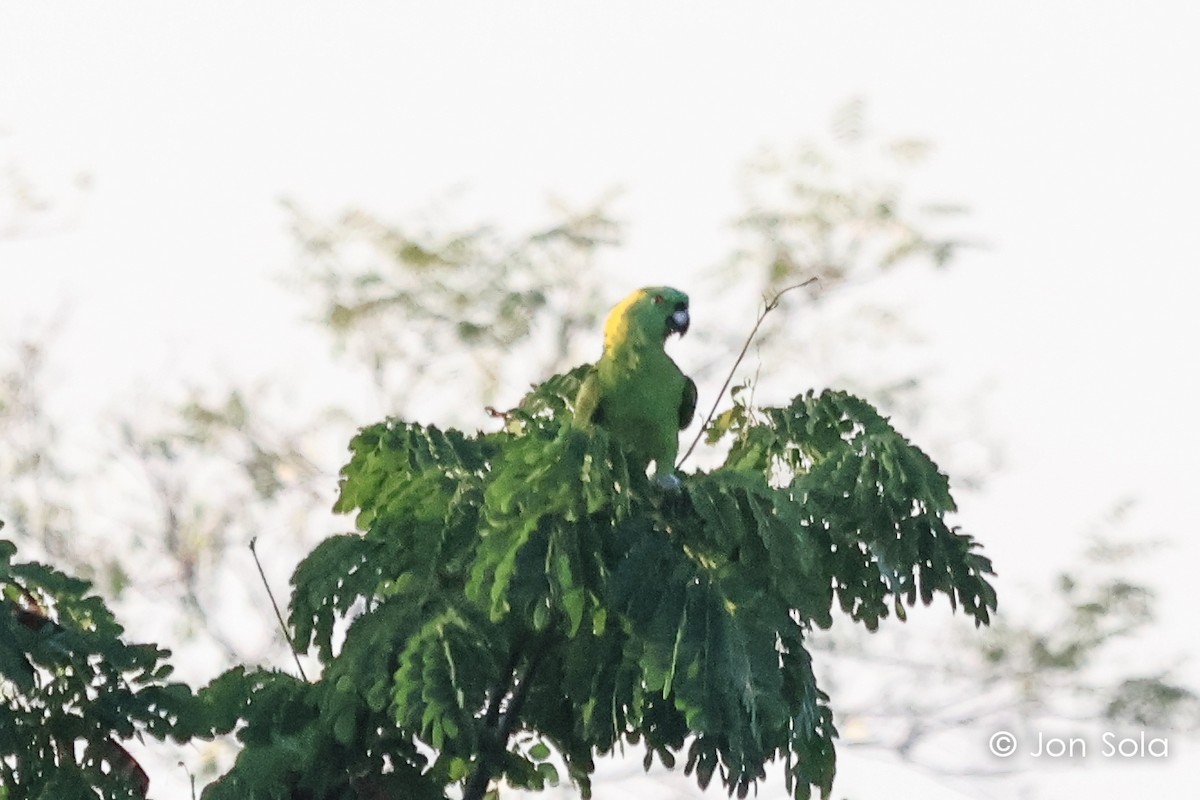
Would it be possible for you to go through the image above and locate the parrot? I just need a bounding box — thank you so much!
[573,286,698,489]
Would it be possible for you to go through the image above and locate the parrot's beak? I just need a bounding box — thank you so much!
[667,304,690,337]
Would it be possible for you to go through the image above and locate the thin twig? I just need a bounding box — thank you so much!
[178,762,197,800]
[249,537,309,681]
[677,278,818,468]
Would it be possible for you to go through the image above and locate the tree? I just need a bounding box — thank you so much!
[194,366,995,799]
[283,195,619,415]
[0,524,192,800]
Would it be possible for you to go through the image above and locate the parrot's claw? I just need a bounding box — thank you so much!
[654,472,683,491]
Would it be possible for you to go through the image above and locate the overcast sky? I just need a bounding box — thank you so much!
[3,4,1198,798]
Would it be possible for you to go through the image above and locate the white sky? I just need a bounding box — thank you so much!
[3,3,1199,798]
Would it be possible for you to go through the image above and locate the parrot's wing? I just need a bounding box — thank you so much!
[678,376,698,429]
[573,366,604,426]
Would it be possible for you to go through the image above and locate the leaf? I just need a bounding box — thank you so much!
[0,625,36,692]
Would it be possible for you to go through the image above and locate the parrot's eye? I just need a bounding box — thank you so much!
[652,295,664,305]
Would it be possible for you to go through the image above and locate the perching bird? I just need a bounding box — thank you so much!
[574,286,697,489]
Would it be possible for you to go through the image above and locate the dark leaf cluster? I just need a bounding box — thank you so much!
[0,528,193,799]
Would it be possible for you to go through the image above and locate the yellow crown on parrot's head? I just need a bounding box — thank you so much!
[603,287,690,352]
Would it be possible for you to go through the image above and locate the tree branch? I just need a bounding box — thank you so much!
[485,645,524,729]
[463,645,547,800]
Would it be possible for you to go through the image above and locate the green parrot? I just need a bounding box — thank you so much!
[574,286,698,489]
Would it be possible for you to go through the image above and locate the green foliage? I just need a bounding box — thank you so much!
[205,368,994,799]
[0,361,996,798]
[0,526,194,799]
[185,666,442,800]
[710,389,995,629]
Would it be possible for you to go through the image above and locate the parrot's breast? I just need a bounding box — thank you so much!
[595,351,687,467]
